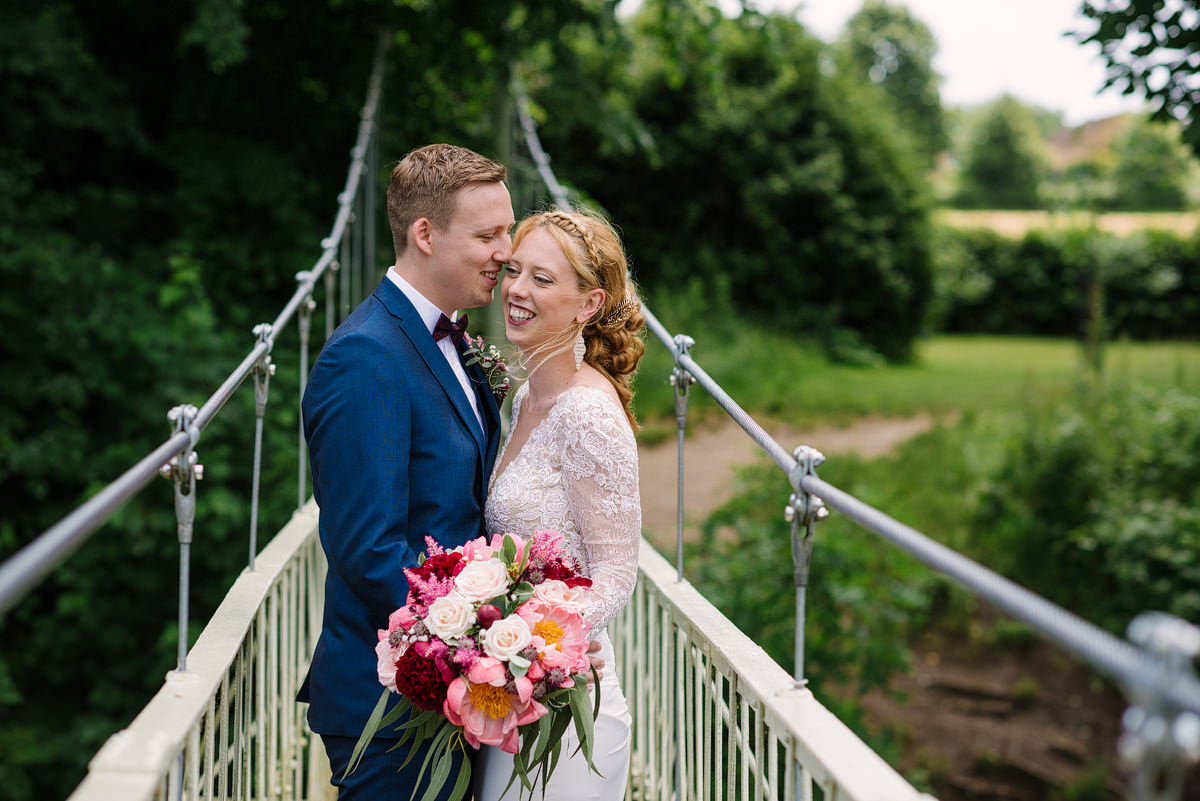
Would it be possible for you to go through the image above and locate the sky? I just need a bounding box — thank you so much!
[624,0,1150,127]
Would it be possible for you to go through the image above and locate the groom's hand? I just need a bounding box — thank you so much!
[587,639,604,684]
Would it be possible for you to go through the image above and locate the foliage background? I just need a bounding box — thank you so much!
[3,0,1200,798]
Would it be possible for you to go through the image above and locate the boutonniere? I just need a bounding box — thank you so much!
[462,333,510,404]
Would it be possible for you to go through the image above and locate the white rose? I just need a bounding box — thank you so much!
[532,579,589,613]
[454,559,511,602]
[483,614,532,661]
[423,592,475,640]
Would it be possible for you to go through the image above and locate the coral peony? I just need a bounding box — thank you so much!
[518,600,590,676]
[443,660,546,753]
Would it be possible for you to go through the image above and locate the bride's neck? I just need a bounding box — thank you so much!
[523,351,576,411]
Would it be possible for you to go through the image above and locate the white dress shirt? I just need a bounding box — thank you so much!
[386,269,484,432]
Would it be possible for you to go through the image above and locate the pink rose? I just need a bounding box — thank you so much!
[458,536,495,562]
[488,532,527,563]
[375,638,403,692]
[531,580,589,614]
[389,606,417,632]
[454,559,510,602]
[482,614,532,661]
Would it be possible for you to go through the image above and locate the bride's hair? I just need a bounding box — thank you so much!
[511,208,646,431]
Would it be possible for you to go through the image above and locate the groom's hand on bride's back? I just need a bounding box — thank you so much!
[587,639,604,684]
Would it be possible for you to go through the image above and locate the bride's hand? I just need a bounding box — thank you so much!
[587,639,604,684]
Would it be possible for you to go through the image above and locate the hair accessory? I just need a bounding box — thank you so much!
[544,211,602,276]
[600,298,637,327]
[573,331,586,370]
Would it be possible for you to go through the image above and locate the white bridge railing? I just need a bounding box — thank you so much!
[67,503,329,801]
[614,540,927,801]
[67,503,923,801]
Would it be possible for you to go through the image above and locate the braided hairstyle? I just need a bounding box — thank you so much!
[511,208,646,431]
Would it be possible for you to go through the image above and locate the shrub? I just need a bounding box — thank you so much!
[931,225,1200,340]
[974,380,1200,632]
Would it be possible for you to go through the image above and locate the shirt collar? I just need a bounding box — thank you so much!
[386,268,461,335]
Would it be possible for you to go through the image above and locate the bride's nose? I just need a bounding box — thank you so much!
[505,271,530,299]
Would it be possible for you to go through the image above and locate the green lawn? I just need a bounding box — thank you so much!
[634,333,1200,430]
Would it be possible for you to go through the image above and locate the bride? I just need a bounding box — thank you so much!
[474,209,646,801]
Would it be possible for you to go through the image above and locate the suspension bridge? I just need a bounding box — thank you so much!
[2,33,1199,801]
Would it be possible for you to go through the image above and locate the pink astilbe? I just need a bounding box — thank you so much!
[403,569,458,605]
[529,530,565,561]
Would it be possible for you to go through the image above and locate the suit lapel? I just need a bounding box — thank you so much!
[374,281,487,460]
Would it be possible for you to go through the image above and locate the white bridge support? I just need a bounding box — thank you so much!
[66,508,927,801]
[67,502,332,801]
[614,540,931,801]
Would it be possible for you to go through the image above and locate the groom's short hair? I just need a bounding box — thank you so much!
[388,143,507,257]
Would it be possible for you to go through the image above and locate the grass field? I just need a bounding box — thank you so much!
[633,332,1200,432]
[935,209,1200,237]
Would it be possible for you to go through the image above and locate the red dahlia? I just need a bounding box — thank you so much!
[410,551,463,583]
[394,649,450,711]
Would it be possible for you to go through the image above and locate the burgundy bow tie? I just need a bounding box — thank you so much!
[433,313,468,346]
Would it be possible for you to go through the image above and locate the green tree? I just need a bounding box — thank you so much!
[1076,1,1199,152]
[1110,116,1196,210]
[956,95,1049,209]
[534,0,935,361]
[0,2,619,797]
[834,0,948,168]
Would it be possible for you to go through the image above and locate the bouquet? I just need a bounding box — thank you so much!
[346,530,601,801]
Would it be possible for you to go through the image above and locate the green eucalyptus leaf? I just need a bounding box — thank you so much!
[343,689,392,778]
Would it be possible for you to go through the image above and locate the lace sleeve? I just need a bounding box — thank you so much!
[559,389,642,634]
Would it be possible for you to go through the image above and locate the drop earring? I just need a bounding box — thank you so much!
[573,331,585,370]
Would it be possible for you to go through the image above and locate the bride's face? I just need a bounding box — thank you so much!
[501,227,598,352]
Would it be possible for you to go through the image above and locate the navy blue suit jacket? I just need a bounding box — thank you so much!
[298,277,502,736]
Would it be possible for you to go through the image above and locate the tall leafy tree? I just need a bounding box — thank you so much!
[834,0,948,168]
[0,2,618,797]
[1110,115,1196,210]
[956,95,1049,209]
[533,0,935,362]
[1077,1,1200,153]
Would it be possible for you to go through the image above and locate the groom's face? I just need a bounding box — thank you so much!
[429,181,515,311]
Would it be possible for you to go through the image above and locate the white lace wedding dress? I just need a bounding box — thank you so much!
[475,383,640,801]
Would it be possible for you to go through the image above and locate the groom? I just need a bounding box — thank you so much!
[300,143,513,799]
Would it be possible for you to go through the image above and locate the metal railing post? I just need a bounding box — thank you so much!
[339,225,351,320]
[296,273,316,510]
[668,333,694,801]
[324,258,338,338]
[366,131,378,293]
[785,445,828,688]
[668,334,695,583]
[1120,612,1200,801]
[160,404,203,671]
[353,173,364,306]
[248,324,274,569]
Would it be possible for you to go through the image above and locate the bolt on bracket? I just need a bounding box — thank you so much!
[1120,612,1200,801]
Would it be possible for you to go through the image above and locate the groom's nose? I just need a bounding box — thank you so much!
[492,233,512,263]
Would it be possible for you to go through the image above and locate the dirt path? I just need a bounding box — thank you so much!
[637,413,938,548]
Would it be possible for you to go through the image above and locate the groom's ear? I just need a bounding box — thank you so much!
[577,289,606,324]
[411,218,436,257]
